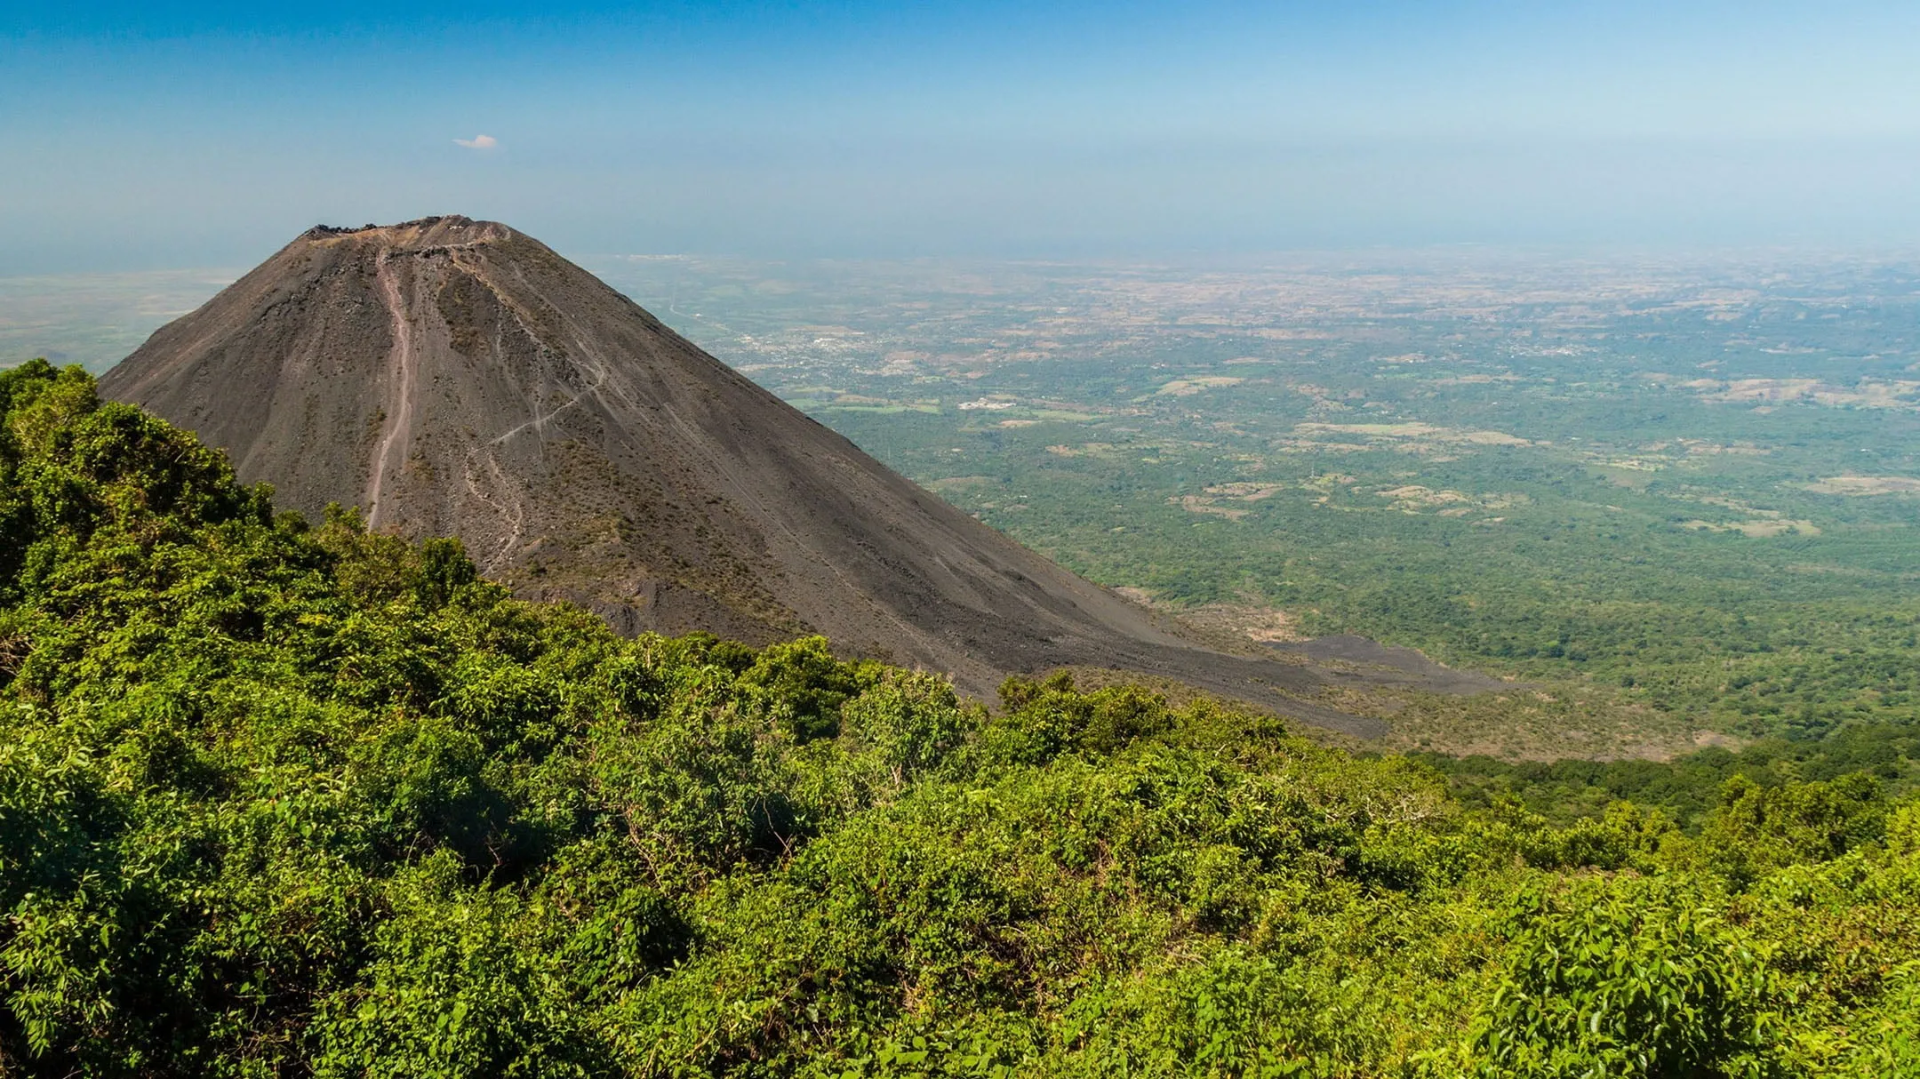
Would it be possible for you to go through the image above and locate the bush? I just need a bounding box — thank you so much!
[1473,879,1772,1078]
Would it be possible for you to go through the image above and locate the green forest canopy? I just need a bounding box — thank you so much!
[1,361,1916,1076]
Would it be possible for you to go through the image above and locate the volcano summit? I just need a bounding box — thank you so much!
[103,216,1391,733]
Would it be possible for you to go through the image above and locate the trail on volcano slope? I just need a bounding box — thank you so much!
[366,253,418,530]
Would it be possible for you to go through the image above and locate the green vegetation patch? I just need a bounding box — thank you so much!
[1,362,1918,1076]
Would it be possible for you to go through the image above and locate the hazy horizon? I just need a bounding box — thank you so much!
[6,0,1920,273]
[8,240,1917,375]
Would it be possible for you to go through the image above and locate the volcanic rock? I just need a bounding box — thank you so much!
[104,216,1386,734]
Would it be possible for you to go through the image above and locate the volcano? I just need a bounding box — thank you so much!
[103,216,1392,734]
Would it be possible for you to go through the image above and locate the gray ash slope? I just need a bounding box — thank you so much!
[106,216,1407,735]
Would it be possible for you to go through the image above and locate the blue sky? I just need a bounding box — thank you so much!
[4,1,1918,269]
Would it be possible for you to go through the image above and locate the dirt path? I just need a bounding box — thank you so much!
[485,269,613,449]
[367,254,417,529]
[461,452,527,572]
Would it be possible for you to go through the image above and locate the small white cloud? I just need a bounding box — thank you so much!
[454,134,499,150]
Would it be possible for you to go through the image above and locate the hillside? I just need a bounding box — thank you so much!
[4,362,1918,1076]
[98,217,1430,735]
